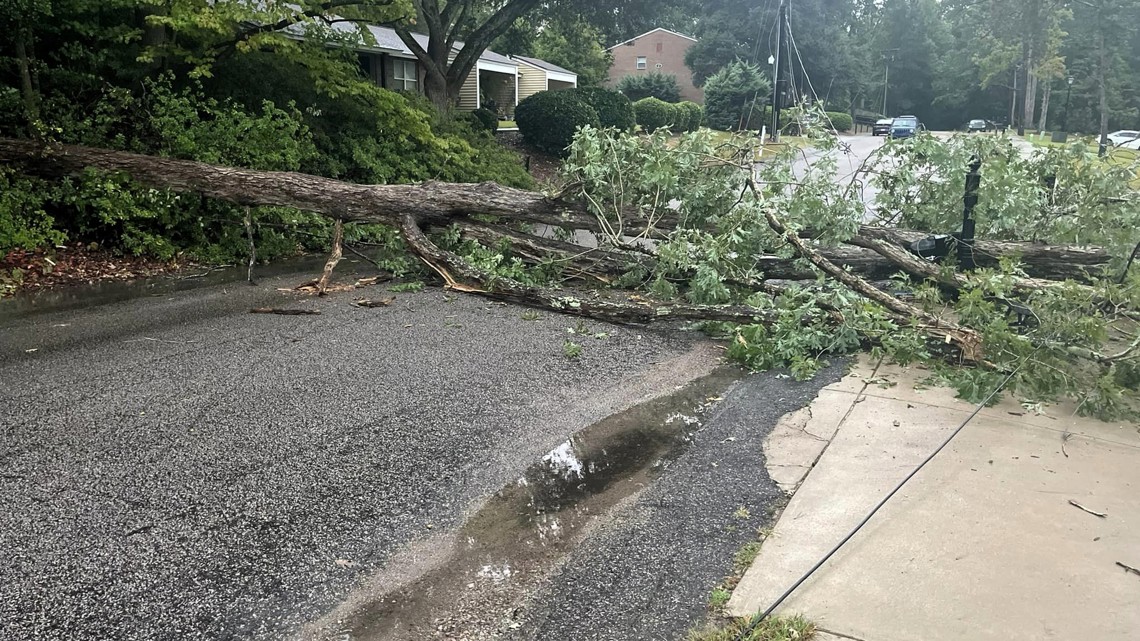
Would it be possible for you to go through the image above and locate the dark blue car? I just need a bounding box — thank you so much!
[889,115,921,139]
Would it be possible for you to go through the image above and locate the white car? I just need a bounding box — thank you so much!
[1106,130,1140,146]
[1119,137,1140,151]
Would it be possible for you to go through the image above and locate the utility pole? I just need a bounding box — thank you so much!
[770,0,786,142]
[880,49,897,116]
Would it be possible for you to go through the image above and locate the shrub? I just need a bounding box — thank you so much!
[679,101,704,131]
[825,111,853,132]
[515,90,600,156]
[571,87,635,130]
[616,72,682,103]
[704,61,770,131]
[469,108,499,133]
[633,97,677,133]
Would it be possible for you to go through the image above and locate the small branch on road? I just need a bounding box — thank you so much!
[1068,499,1107,518]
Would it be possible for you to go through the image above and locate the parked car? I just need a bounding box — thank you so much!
[1106,130,1140,146]
[872,118,893,136]
[1120,137,1140,151]
[967,119,988,132]
[889,115,921,139]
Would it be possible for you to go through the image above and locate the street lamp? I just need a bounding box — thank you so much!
[1061,76,1075,134]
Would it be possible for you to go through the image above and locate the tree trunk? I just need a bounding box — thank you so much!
[1038,83,1052,132]
[1096,3,1109,156]
[0,138,1113,285]
[1022,44,1036,130]
[424,68,451,109]
[13,30,40,134]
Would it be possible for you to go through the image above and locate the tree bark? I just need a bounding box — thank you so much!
[1096,1,1109,156]
[1038,82,1051,132]
[0,138,1113,286]
[14,30,40,134]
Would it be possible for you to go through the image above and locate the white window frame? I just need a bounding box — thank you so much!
[393,59,417,91]
[636,56,647,70]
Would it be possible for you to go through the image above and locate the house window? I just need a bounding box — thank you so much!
[636,56,647,70]
[393,59,417,91]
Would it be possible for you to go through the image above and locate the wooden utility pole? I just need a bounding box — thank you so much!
[770,0,786,142]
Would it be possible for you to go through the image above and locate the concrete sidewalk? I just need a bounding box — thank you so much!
[728,357,1140,641]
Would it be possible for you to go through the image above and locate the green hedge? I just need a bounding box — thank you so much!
[515,90,601,155]
[679,101,703,131]
[825,111,853,132]
[571,87,635,130]
[469,107,499,133]
[616,72,682,103]
[633,97,676,133]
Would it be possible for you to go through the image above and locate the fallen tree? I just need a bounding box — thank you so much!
[1,129,1137,418]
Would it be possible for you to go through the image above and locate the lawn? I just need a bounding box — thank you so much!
[703,129,809,160]
[498,119,517,129]
[1025,133,1140,182]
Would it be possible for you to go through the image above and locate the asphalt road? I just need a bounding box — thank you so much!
[0,269,721,640]
[507,364,844,641]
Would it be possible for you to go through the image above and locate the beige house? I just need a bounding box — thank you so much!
[606,28,702,104]
[324,23,575,117]
[514,56,579,102]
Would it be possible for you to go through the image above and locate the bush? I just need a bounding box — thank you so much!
[469,108,499,133]
[515,90,600,156]
[571,87,635,130]
[825,111,853,132]
[616,72,682,103]
[704,61,770,131]
[633,97,677,133]
[679,102,704,131]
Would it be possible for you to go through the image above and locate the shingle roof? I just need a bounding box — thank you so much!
[320,21,516,67]
[514,55,575,76]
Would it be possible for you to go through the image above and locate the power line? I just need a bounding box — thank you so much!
[729,353,1036,641]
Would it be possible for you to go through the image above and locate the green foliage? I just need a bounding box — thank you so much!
[515,90,601,156]
[0,32,532,261]
[563,339,583,359]
[678,101,704,131]
[531,16,614,87]
[571,87,635,131]
[703,61,770,132]
[0,169,67,254]
[707,587,731,610]
[390,280,425,293]
[686,615,816,641]
[565,125,1139,420]
[616,72,682,103]
[824,111,853,132]
[469,108,499,133]
[633,97,678,133]
[871,134,1140,260]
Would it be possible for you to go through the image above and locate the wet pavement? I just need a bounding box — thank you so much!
[1,263,844,641]
[0,267,718,640]
[504,365,844,641]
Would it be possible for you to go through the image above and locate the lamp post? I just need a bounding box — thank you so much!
[1062,76,1074,133]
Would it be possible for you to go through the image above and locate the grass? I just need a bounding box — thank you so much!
[498,119,517,129]
[686,615,817,641]
[702,129,809,160]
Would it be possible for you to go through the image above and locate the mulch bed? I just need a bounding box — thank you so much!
[1,244,194,296]
[496,131,562,186]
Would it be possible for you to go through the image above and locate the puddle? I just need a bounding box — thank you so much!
[336,367,743,640]
[0,255,352,319]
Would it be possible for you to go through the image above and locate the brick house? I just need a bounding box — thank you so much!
[605,28,702,104]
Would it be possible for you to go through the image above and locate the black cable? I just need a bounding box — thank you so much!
[730,356,1033,641]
